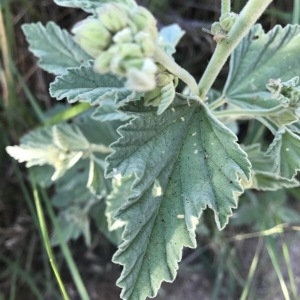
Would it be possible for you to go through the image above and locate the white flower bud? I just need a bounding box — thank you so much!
[97,3,129,32]
[72,18,112,57]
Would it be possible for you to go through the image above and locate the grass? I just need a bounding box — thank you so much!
[1,0,300,299]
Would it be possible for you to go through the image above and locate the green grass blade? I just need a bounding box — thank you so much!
[31,179,70,300]
[282,239,298,299]
[265,236,291,300]
[39,188,90,300]
[240,238,263,300]
[45,102,92,126]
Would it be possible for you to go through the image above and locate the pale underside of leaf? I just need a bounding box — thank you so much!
[22,22,90,75]
[106,98,251,299]
[50,62,141,105]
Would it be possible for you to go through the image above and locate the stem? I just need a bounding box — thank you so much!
[208,96,227,110]
[213,105,283,118]
[292,0,300,24]
[221,0,231,15]
[154,46,199,95]
[198,0,273,99]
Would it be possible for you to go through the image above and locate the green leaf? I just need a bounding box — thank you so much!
[22,22,90,75]
[106,96,251,299]
[224,24,300,110]
[54,0,136,12]
[50,62,141,105]
[266,128,300,179]
[157,83,176,115]
[90,201,123,246]
[91,100,131,122]
[51,205,92,246]
[242,144,299,191]
[158,24,185,56]
[106,175,133,231]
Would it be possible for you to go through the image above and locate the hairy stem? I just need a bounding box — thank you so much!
[198,0,273,99]
[154,46,199,95]
[213,105,284,118]
[221,0,231,15]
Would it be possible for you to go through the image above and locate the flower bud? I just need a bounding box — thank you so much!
[134,32,155,56]
[156,72,174,87]
[94,51,114,73]
[97,3,129,32]
[72,18,111,57]
[131,6,157,39]
[220,12,238,32]
[117,43,143,58]
[125,58,157,91]
[113,28,133,43]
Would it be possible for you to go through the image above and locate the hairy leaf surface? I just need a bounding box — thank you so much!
[91,101,131,122]
[106,97,251,299]
[22,22,90,75]
[224,24,300,110]
[242,144,299,191]
[50,62,141,105]
[266,128,300,179]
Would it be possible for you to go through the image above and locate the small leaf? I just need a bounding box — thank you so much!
[242,144,299,191]
[157,82,176,115]
[158,24,185,56]
[266,128,300,179]
[54,0,136,13]
[50,62,142,105]
[106,96,251,299]
[51,206,91,246]
[91,101,131,122]
[250,171,299,191]
[22,22,90,75]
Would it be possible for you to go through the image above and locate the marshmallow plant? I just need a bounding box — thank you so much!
[7,0,300,299]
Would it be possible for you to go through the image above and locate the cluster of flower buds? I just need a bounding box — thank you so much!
[72,3,159,91]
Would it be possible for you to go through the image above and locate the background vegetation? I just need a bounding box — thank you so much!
[1,0,300,299]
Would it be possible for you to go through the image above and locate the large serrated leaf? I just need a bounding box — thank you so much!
[54,0,136,12]
[223,24,300,110]
[106,96,251,299]
[266,128,300,179]
[22,22,90,75]
[50,62,141,105]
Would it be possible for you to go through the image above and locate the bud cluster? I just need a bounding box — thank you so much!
[267,76,300,108]
[72,3,159,91]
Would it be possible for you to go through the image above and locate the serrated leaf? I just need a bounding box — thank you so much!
[106,96,251,299]
[54,0,136,13]
[22,22,90,75]
[266,128,300,179]
[224,24,300,110]
[106,175,133,231]
[242,144,299,190]
[50,62,141,105]
[250,171,299,191]
[91,100,131,122]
